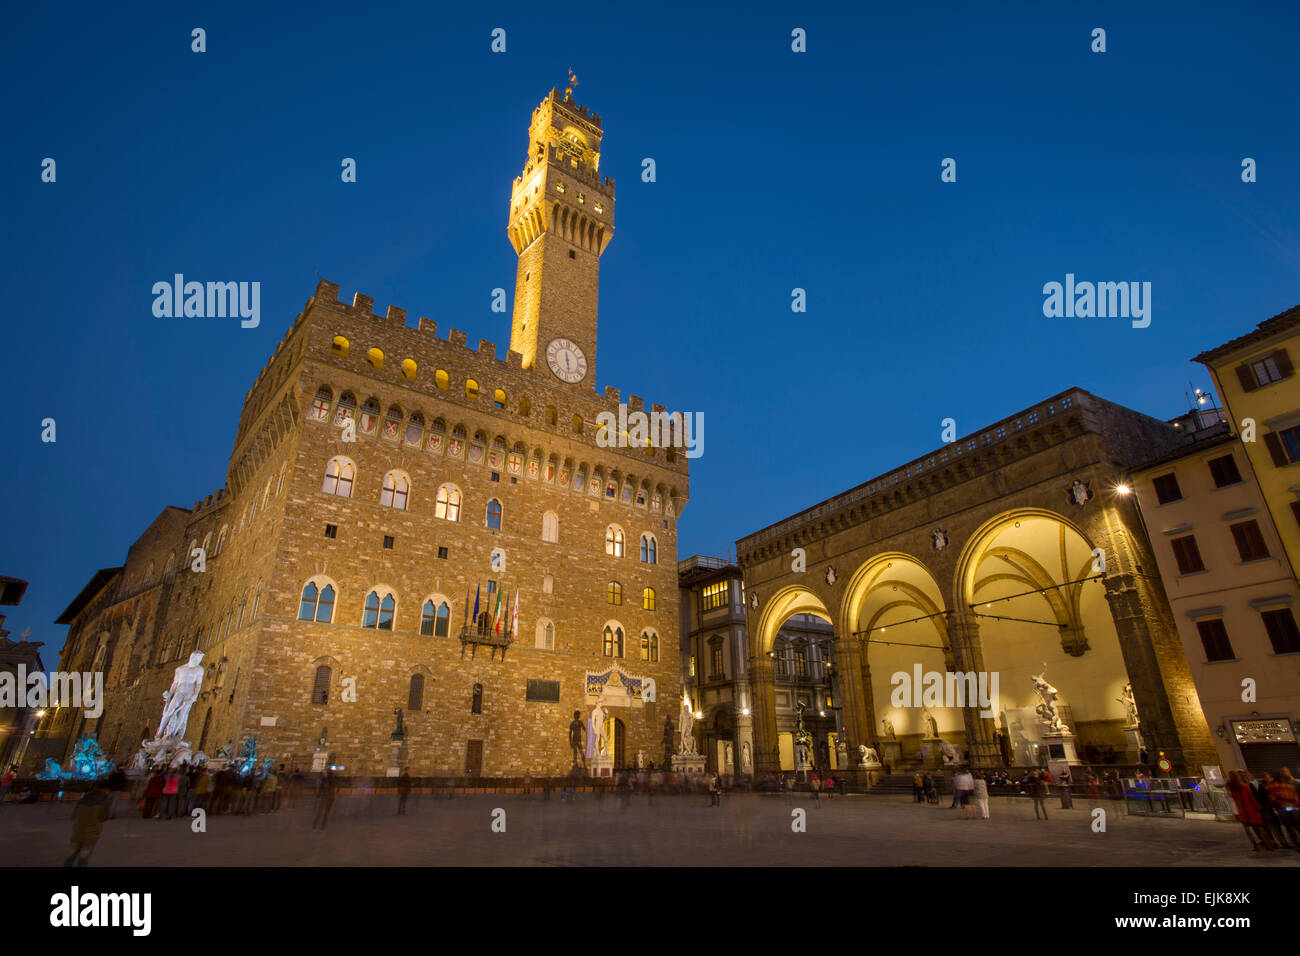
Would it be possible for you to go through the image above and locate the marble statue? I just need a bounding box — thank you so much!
[1032,664,1069,733]
[741,741,752,772]
[938,740,960,765]
[635,749,645,770]
[923,711,939,739]
[589,695,608,758]
[858,744,880,767]
[724,741,734,772]
[1117,682,1139,726]
[677,696,697,756]
[882,718,896,739]
[156,651,205,741]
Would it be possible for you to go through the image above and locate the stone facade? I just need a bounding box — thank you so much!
[48,89,690,777]
[735,388,1218,774]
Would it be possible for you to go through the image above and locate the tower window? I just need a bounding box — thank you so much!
[438,547,448,559]
[324,524,337,539]
[568,249,576,260]
[383,535,394,550]
[472,684,483,715]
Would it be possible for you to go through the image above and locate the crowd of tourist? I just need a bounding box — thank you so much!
[1226,767,1300,852]
[133,763,305,819]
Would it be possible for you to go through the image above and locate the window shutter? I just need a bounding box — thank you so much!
[1236,364,1259,392]
[1274,349,1295,378]
[1264,432,1291,466]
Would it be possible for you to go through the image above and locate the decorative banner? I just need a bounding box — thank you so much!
[382,419,400,441]
[446,437,463,459]
[468,441,484,464]
[488,448,503,469]
[558,467,570,487]
[508,453,523,476]
[527,457,540,480]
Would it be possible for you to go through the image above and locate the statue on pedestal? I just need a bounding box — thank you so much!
[859,744,880,767]
[677,696,697,756]
[882,718,896,739]
[1032,664,1069,734]
[923,710,940,739]
[568,710,587,770]
[741,741,752,772]
[156,651,205,741]
[589,695,608,758]
[1116,682,1139,726]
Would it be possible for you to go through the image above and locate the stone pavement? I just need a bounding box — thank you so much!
[3,792,1297,867]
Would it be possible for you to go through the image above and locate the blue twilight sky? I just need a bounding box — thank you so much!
[2,1,1297,657]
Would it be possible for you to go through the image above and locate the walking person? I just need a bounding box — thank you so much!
[397,769,411,815]
[1228,770,1275,850]
[954,767,975,818]
[194,769,213,813]
[783,773,793,805]
[260,768,279,813]
[1264,772,1300,850]
[1029,770,1050,820]
[0,765,15,806]
[64,780,111,867]
[710,772,721,807]
[810,771,821,806]
[142,768,165,819]
[313,770,337,830]
[1250,772,1289,848]
[912,771,924,803]
[973,772,990,819]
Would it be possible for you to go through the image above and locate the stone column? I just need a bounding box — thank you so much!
[1103,572,1216,770]
[749,660,780,774]
[945,610,1000,770]
[734,678,755,775]
[833,634,872,759]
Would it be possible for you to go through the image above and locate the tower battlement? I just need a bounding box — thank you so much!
[537,86,602,129]
[513,143,616,194]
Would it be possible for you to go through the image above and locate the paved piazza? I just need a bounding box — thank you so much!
[3,792,1296,867]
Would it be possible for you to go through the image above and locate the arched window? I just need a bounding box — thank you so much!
[605,526,625,557]
[276,463,287,495]
[603,625,625,658]
[435,485,461,521]
[542,511,559,543]
[381,471,410,510]
[640,534,657,564]
[299,581,336,623]
[542,573,554,594]
[311,666,331,704]
[435,601,450,637]
[486,498,502,530]
[323,457,354,497]
[331,336,349,357]
[435,369,450,390]
[368,347,384,369]
[237,597,247,629]
[471,683,483,714]
[493,388,507,409]
[363,590,396,630]
[641,631,660,662]
[250,589,260,620]
[607,581,623,605]
[421,600,437,636]
[309,386,332,422]
[536,619,555,650]
[144,561,155,584]
[214,527,227,556]
[519,397,531,417]
[572,414,583,434]
[408,674,424,710]
[643,587,656,611]
[164,554,175,576]
[402,358,417,380]
[546,406,557,426]
[466,379,480,400]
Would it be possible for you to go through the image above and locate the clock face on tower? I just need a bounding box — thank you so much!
[546,338,587,383]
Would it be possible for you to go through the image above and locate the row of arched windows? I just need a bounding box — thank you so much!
[158,586,262,664]
[308,385,683,510]
[311,665,482,714]
[319,456,660,558]
[601,625,661,661]
[299,578,657,627]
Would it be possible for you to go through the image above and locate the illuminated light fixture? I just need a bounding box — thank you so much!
[595,202,604,213]
[694,711,703,719]
[1115,484,1132,495]
[819,711,826,717]
[742,707,750,716]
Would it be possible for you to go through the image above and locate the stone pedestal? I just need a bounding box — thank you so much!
[589,754,613,778]
[671,753,706,774]
[311,748,328,773]
[922,738,945,769]
[1123,726,1144,760]
[879,741,903,770]
[1042,732,1083,766]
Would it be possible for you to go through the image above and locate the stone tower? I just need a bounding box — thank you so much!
[507,87,615,386]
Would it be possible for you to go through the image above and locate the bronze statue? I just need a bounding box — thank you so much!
[568,710,586,770]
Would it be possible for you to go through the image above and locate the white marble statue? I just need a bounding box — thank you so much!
[636,749,645,769]
[741,741,752,771]
[858,744,880,767]
[882,718,896,739]
[677,696,697,756]
[923,711,940,739]
[938,740,961,765]
[723,741,734,772]
[1117,682,1139,726]
[1032,664,1069,734]
[590,695,608,757]
[156,651,205,741]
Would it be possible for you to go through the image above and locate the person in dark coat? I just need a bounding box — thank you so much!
[397,770,411,815]
[65,781,111,866]
[142,769,165,819]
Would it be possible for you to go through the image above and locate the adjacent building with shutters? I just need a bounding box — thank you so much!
[1129,407,1300,775]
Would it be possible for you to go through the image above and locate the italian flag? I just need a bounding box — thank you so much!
[493,587,504,636]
